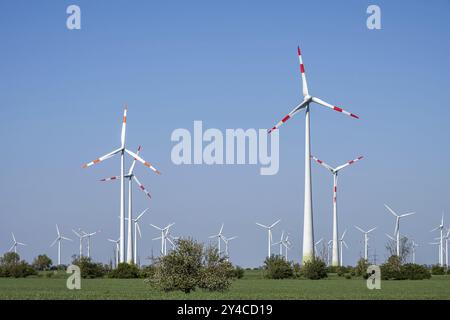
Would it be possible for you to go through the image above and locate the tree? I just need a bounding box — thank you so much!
[32,254,53,271]
[71,256,106,279]
[0,252,20,266]
[385,236,412,264]
[0,252,37,278]
[355,258,369,278]
[198,246,234,291]
[299,258,327,280]
[263,255,293,279]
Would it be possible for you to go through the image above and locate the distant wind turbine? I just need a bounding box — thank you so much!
[385,204,415,257]
[50,224,72,265]
[354,226,376,260]
[9,233,26,254]
[256,219,281,257]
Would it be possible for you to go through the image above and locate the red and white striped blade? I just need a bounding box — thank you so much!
[128,145,141,176]
[267,99,309,134]
[100,176,120,182]
[121,107,127,149]
[297,46,309,97]
[311,97,359,119]
[311,156,334,172]
[125,149,161,175]
[133,176,152,198]
[82,148,122,168]
[335,156,364,171]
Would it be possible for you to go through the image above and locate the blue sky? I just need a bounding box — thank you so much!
[1,0,450,267]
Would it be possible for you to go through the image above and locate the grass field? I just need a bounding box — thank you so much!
[0,271,449,300]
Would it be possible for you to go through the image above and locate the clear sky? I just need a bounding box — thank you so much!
[1,0,450,267]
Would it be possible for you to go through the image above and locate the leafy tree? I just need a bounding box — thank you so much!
[380,255,405,280]
[385,237,412,264]
[400,264,431,280]
[263,255,293,279]
[108,263,140,279]
[32,254,53,271]
[71,256,106,279]
[198,246,234,292]
[431,265,445,275]
[231,266,245,279]
[0,252,37,278]
[299,258,327,280]
[355,258,369,278]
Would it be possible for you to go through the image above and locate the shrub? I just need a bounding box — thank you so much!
[431,265,445,275]
[139,265,156,279]
[32,254,53,271]
[355,258,370,278]
[148,238,236,294]
[380,255,404,280]
[263,255,293,279]
[198,247,234,292]
[299,258,327,280]
[231,266,245,279]
[108,263,140,279]
[345,274,352,279]
[72,256,106,279]
[400,264,431,280]
[0,252,37,278]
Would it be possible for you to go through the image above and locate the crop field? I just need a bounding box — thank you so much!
[0,271,449,300]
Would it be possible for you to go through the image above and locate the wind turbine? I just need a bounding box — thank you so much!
[385,204,415,257]
[100,146,154,264]
[327,240,333,266]
[339,229,348,266]
[411,240,419,264]
[82,107,160,263]
[9,233,26,254]
[272,231,285,256]
[311,155,363,266]
[209,224,224,254]
[108,238,120,267]
[81,230,100,259]
[429,241,441,264]
[132,208,149,266]
[314,238,323,256]
[445,229,450,268]
[50,224,72,265]
[72,229,88,257]
[151,223,175,256]
[430,214,445,266]
[354,226,376,260]
[267,46,359,264]
[256,219,281,257]
[281,235,292,261]
[222,236,237,259]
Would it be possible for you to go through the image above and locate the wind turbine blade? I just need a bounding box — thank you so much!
[17,242,26,246]
[128,145,141,175]
[335,156,364,172]
[394,218,399,236]
[311,96,359,119]
[125,149,161,175]
[133,176,152,198]
[341,229,347,240]
[228,236,238,241]
[384,204,399,217]
[152,236,162,241]
[50,238,58,247]
[400,212,415,218]
[270,219,281,229]
[135,208,149,221]
[82,148,122,169]
[56,224,60,236]
[343,241,348,249]
[256,223,269,229]
[150,224,163,231]
[267,99,309,134]
[367,227,377,233]
[61,237,73,242]
[354,226,365,233]
[297,46,309,97]
[9,245,15,252]
[100,176,120,182]
[107,239,116,243]
[11,232,16,242]
[385,234,396,241]
[219,224,224,235]
[430,226,440,232]
[311,156,335,172]
[121,106,127,149]
[136,223,142,238]
[72,229,81,237]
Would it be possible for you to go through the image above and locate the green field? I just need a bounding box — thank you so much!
[0,271,449,300]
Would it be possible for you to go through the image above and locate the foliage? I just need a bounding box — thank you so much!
[108,263,140,279]
[400,264,431,280]
[148,238,236,294]
[0,252,37,278]
[71,256,106,279]
[32,255,53,271]
[139,265,156,279]
[431,265,445,275]
[263,255,293,279]
[198,246,235,292]
[385,237,412,264]
[355,258,370,278]
[230,266,245,279]
[298,258,327,280]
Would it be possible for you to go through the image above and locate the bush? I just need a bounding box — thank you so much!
[400,264,431,280]
[355,258,370,278]
[139,265,156,279]
[380,255,404,280]
[299,258,327,280]
[431,265,445,275]
[0,252,37,278]
[72,256,106,279]
[263,255,293,279]
[148,238,236,294]
[32,254,53,271]
[231,266,245,279]
[108,263,140,279]
[198,247,235,292]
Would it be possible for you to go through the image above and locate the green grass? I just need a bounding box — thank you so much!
[0,271,449,300]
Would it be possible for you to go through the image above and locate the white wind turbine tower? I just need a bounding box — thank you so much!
[311,155,363,266]
[108,238,120,267]
[101,146,156,264]
[445,229,450,268]
[281,235,292,261]
[411,240,419,264]
[339,229,348,266]
[72,229,88,257]
[430,214,445,266]
[385,204,415,257]
[50,225,72,265]
[267,46,359,264]
[83,107,161,263]
[222,236,238,259]
[272,231,285,256]
[354,226,376,261]
[327,240,333,266]
[314,238,323,257]
[256,219,281,257]
[81,230,100,259]
[9,233,26,254]
[209,224,224,254]
[132,208,148,266]
[429,241,441,264]
[151,223,175,256]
